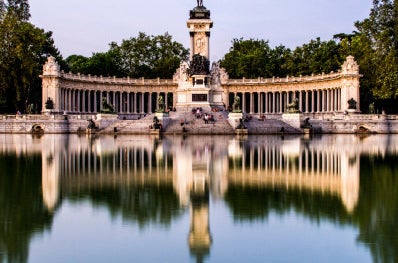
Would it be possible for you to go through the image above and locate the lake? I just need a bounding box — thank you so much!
[1,134,397,263]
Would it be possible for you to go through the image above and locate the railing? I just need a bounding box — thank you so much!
[0,114,95,121]
[57,70,347,86]
[60,71,176,85]
[226,72,342,85]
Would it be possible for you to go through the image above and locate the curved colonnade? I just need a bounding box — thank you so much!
[41,56,361,115]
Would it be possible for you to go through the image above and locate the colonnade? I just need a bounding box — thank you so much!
[228,88,342,114]
[59,88,174,114]
[59,86,344,114]
[60,145,172,178]
[231,144,344,177]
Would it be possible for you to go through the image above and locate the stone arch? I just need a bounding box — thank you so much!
[355,124,371,134]
[31,124,44,134]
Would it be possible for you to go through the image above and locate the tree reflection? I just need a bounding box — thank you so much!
[0,153,53,263]
[65,184,184,229]
[356,154,398,263]
[224,185,352,224]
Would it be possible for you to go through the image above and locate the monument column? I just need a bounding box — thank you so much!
[176,2,215,111]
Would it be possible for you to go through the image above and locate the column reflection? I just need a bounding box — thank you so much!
[33,134,398,262]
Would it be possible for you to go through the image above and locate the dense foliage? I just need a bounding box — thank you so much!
[0,0,63,113]
[220,0,398,113]
[66,32,189,79]
[220,37,344,79]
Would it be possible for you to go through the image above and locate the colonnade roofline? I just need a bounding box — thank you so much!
[59,71,177,85]
[224,71,347,85]
[57,68,357,87]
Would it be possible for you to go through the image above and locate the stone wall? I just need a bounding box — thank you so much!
[2,113,398,134]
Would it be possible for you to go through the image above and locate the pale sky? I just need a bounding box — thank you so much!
[29,0,373,61]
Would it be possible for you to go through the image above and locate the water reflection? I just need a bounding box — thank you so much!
[1,134,398,262]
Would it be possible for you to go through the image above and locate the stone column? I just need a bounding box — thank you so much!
[311,90,315,113]
[76,90,80,113]
[127,92,131,113]
[263,92,267,114]
[81,90,86,113]
[141,93,145,113]
[71,89,75,112]
[272,92,276,114]
[133,93,137,113]
[305,91,309,113]
[299,91,303,112]
[148,92,152,113]
[87,91,91,113]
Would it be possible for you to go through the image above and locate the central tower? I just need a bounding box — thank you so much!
[175,2,224,111]
[188,4,212,60]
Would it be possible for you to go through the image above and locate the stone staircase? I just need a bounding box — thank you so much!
[93,111,303,135]
[164,110,236,134]
[244,116,302,134]
[97,115,153,134]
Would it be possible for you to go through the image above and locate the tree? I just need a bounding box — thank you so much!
[284,38,344,77]
[0,0,63,113]
[220,37,344,79]
[65,52,121,77]
[108,32,189,79]
[355,0,398,103]
[220,38,273,78]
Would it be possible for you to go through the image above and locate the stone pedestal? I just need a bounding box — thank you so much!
[228,112,244,129]
[282,113,301,130]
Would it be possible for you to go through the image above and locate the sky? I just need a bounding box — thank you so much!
[29,0,373,61]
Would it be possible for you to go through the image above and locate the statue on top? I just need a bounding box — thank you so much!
[197,0,203,7]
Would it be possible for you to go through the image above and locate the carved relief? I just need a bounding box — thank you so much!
[342,56,359,75]
[43,56,60,76]
[194,32,206,55]
[173,61,190,83]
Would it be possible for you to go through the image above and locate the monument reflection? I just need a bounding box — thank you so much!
[1,134,398,262]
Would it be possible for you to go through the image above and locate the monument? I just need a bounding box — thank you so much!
[174,0,224,111]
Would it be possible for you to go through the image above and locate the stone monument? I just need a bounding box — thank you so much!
[175,1,224,111]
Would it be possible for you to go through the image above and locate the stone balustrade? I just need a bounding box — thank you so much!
[61,71,175,85]
[226,72,341,85]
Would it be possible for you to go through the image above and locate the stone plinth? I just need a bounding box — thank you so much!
[282,113,301,130]
[228,112,243,129]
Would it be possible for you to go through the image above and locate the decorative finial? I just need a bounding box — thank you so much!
[197,0,203,7]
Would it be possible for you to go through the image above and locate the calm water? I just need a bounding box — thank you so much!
[1,134,398,263]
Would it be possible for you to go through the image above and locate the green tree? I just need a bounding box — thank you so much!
[220,38,273,78]
[109,32,189,78]
[220,38,344,79]
[65,52,121,77]
[285,38,343,76]
[355,0,398,103]
[337,32,378,112]
[0,0,63,113]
